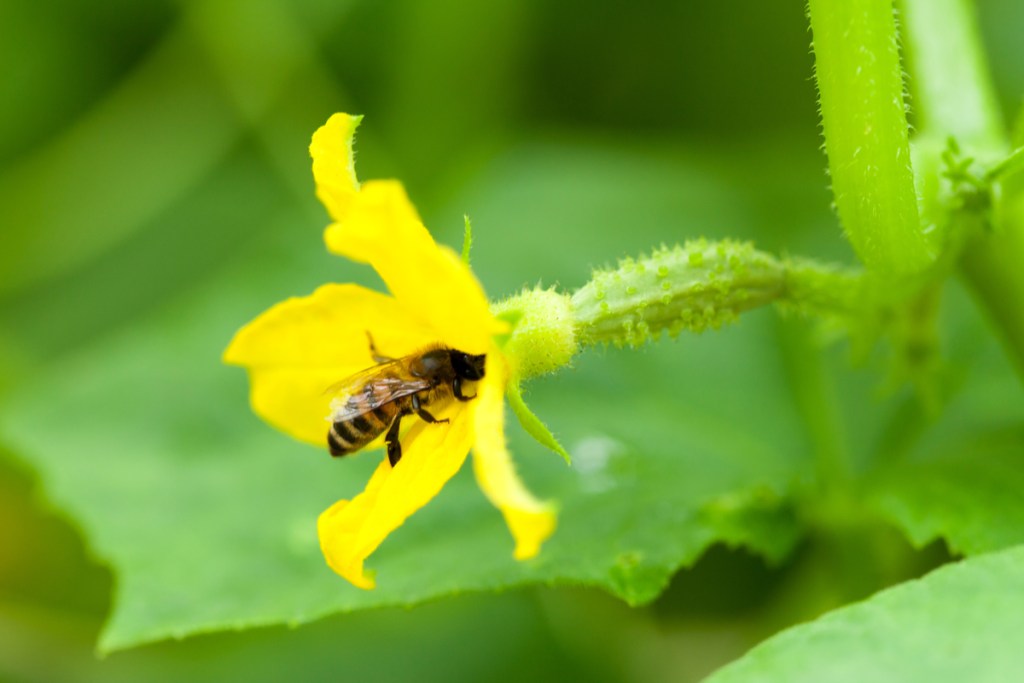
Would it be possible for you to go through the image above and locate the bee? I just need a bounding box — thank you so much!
[326,335,486,467]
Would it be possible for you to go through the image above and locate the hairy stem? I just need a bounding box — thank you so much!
[808,0,932,275]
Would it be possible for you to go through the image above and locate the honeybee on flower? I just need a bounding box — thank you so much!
[224,114,558,589]
[325,338,487,466]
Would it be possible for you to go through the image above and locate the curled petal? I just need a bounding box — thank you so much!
[472,354,556,560]
[310,113,362,223]
[318,402,474,588]
[224,284,435,445]
[324,181,502,355]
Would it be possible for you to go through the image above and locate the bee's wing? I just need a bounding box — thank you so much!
[324,358,432,421]
[322,358,422,398]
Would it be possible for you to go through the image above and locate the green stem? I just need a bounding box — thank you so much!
[898,0,1024,380]
[898,0,1005,148]
[960,217,1024,378]
[808,0,932,275]
[778,321,853,493]
[985,146,1024,182]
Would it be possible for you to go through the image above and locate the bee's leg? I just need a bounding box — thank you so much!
[453,377,477,401]
[385,413,404,467]
[366,331,394,364]
[411,393,449,425]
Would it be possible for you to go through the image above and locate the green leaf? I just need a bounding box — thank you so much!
[2,142,817,652]
[705,544,1024,683]
[868,429,1024,555]
[858,278,1024,554]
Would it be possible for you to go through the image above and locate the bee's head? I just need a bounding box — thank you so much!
[450,351,486,381]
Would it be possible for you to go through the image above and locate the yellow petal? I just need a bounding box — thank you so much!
[242,366,349,446]
[224,283,435,445]
[324,180,500,355]
[472,353,556,560]
[310,113,362,223]
[317,401,473,588]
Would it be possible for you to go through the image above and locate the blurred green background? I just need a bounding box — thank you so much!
[2,1,1022,681]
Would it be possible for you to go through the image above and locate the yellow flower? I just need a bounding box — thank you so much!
[224,113,556,589]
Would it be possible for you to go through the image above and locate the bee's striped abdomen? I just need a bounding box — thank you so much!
[329,413,383,456]
[327,421,357,456]
[327,390,404,457]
